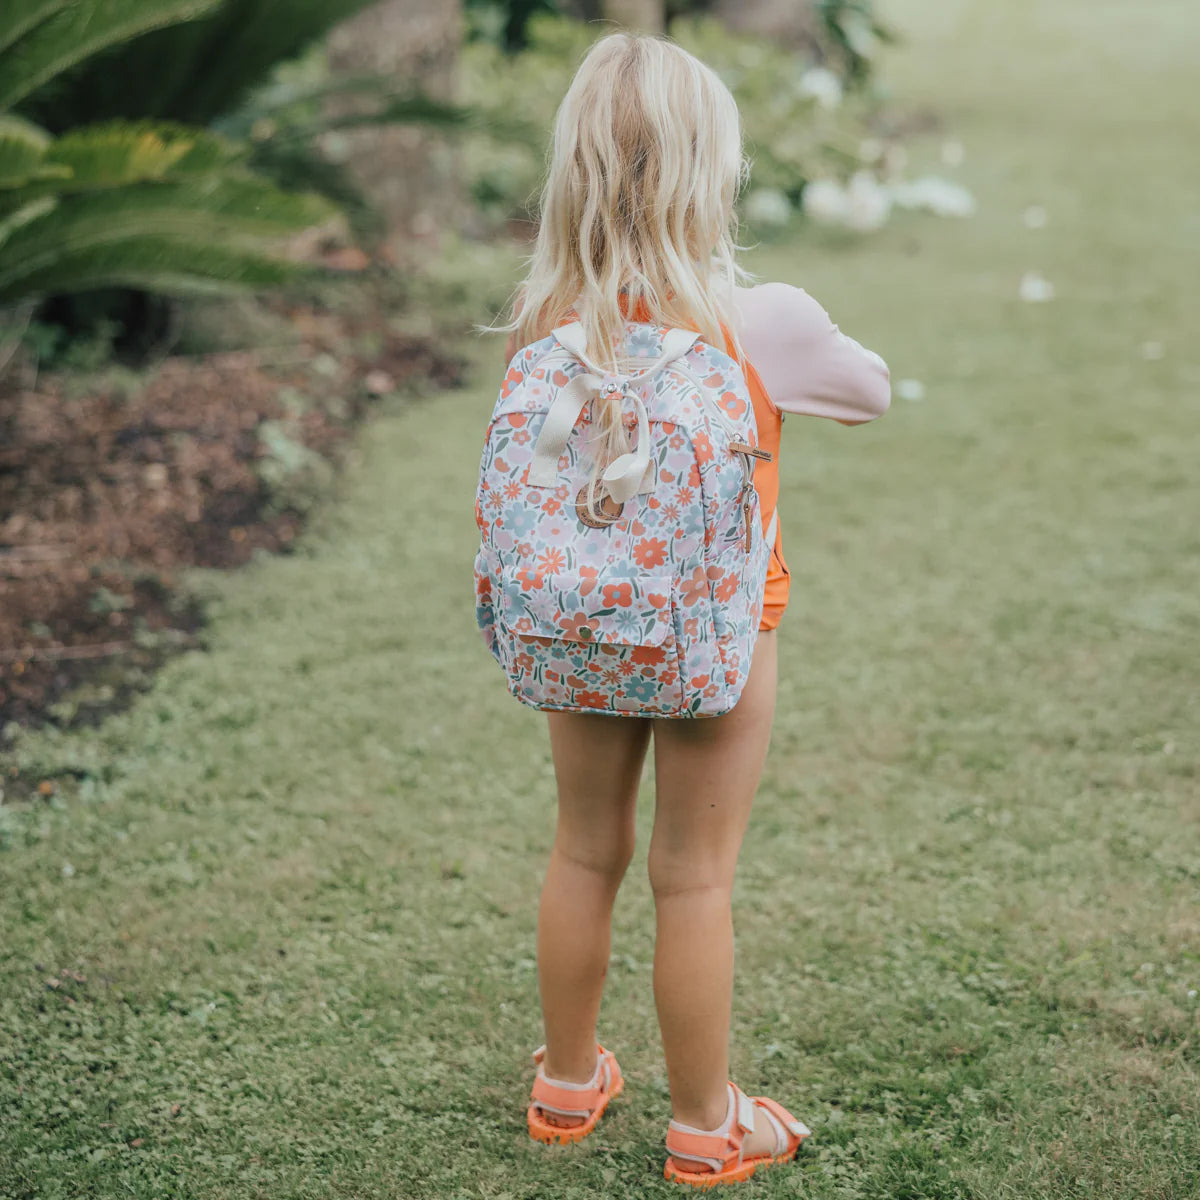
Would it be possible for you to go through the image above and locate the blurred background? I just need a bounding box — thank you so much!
[1,2,1197,1198]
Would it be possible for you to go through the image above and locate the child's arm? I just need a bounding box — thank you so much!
[738,282,891,425]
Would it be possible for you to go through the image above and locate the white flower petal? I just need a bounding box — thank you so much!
[798,67,843,110]
[844,171,892,232]
[1019,271,1055,303]
[743,187,792,227]
[802,178,850,225]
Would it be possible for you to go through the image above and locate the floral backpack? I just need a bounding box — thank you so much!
[473,320,775,718]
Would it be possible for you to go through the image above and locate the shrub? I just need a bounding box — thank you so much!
[0,2,340,319]
[458,14,876,225]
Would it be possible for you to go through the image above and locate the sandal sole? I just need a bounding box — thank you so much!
[527,1074,624,1145]
[664,1145,801,1188]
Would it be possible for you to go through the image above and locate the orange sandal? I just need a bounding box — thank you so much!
[527,1042,624,1145]
[663,1081,811,1188]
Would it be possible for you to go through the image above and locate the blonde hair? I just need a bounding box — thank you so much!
[499,33,749,508]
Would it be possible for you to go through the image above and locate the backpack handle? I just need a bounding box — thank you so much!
[526,322,700,497]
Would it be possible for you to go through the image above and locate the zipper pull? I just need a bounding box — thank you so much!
[729,440,773,462]
[742,487,753,552]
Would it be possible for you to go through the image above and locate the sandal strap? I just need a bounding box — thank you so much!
[665,1083,755,1173]
[751,1094,812,1142]
[529,1044,613,1118]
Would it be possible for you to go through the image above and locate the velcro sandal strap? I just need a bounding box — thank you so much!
[751,1095,812,1144]
[529,1045,608,1119]
[665,1082,746,1173]
[734,1085,756,1135]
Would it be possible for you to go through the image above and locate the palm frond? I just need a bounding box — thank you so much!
[0,0,223,109]
[46,121,245,189]
[0,236,300,304]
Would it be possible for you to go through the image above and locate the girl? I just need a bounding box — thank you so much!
[497,31,890,1188]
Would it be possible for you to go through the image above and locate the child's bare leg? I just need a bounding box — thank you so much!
[648,629,779,1166]
[536,710,652,1126]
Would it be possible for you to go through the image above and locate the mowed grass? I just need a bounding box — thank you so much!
[2,0,1198,1196]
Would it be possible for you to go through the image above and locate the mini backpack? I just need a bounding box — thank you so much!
[473,319,776,718]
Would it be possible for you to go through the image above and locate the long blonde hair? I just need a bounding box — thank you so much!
[499,32,749,496]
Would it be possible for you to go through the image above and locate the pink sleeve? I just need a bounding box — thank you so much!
[735,282,891,425]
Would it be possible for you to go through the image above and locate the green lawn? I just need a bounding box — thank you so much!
[2,0,1198,1197]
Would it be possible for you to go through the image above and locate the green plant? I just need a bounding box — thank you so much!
[458,14,873,223]
[16,0,379,131]
[0,3,338,321]
[817,0,896,86]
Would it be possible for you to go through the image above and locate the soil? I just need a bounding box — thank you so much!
[0,283,464,752]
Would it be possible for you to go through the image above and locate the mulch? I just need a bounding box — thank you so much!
[0,288,463,757]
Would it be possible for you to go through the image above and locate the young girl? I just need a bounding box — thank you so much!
[496,31,890,1188]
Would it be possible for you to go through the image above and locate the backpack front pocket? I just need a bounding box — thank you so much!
[496,569,685,715]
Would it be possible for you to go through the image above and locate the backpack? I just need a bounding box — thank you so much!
[473,319,776,718]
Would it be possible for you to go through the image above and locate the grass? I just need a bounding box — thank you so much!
[2,0,1198,1196]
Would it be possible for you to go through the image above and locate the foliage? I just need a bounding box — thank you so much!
[466,0,562,51]
[458,14,873,223]
[16,0,380,131]
[817,0,896,86]
[0,2,343,327]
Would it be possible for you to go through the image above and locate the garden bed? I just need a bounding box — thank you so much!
[0,286,463,748]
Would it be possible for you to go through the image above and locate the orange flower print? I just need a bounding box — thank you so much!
[514,653,534,672]
[619,661,637,676]
[690,674,711,690]
[577,690,607,709]
[500,366,524,398]
[683,617,700,639]
[513,428,531,445]
[516,566,542,590]
[633,537,668,569]
[559,612,597,641]
[494,456,509,474]
[508,412,527,427]
[681,566,708,606]
[676,486,694,505]
[504,481,522,499]
[725,669,739,686]
[631,645,666,666]
[602,582,634,608]
[566,675,590,690]
[715,572,739,603]
[688,463,702,489]
[602,668,623,686]
[542,497,562,516]
[538,547,567,574]
[579,564,599,596]
[720,390,748,418]
[693,431,713,464]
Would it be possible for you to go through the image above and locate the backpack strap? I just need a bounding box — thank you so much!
[527,322,700,499]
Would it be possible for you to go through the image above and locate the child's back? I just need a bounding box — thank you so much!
[477,31,889,1189]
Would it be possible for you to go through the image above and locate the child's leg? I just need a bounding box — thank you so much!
[648,629,779,1157]
[536,710,652,1123]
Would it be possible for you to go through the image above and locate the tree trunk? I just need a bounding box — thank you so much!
[712,0,816,49]
[325,0,461,263]
[603,0,665,33]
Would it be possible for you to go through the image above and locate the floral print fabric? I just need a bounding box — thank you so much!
[474,323,771,718]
